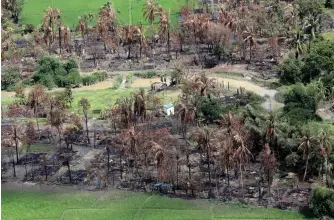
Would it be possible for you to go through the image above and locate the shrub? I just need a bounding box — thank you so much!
[82,76,98,86]
[33,56,79,88]
[1,67,20,91]
[134,70,157,78]
[111,75,123,90]
[197,96,224,122]
[92,71,108,82]
[63,59,78,73]
[67,70,82,87]
[279,56,304,84]
[23,24,34,34]
[309,187,334,218]
[246,91,265,104]
[283,81,325,123]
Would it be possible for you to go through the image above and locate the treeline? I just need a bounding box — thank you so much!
[1,56,108,91]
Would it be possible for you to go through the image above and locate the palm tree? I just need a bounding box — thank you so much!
[133,88,147,122]
[243,34,257,63]
[299,130,316,182]
[194,73,217,97]
[143,0,158,52]
[62,159,72,183]
[317,129,332,185]
[190,126,218,198]
[177,102,196,140]
[157,6,171,58]
[42,8,61,53]
[219,136,234,187]
[232,130,251,191]
[259,143,277,196]
[116,97,133,128]
[134,24,147,58]
[293,28,307,59]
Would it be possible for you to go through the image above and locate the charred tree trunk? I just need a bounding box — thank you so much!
[207,148,212,198]
[44,165,48,181]
[107,149,110,172]
[167,29,170,59]
[119,154,123,179]
[34,107,40,139]
[303,155,309,182]
[127,43,131,59]
[59,27,62,54]
[85,114,90,144]
[12,158,16,178]
[67,163,72,183]
[57,127,61,145]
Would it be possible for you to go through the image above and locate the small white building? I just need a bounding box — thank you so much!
[163,104,174,116]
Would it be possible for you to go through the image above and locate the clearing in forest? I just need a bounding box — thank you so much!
[1,189,308,220]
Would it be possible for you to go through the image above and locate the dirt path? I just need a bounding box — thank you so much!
[212,75,282,110]
[2,67,282,109]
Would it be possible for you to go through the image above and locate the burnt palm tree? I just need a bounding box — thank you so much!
[293,27,307,59]
[42,8,61,53]
[194,73,217,97]
[190,126,218,198]
[157,6,171,58]
[133,88,147,122]
[232,130,251,191]
[116,97,133,129]
[177,103,196,140]
[219,136,234,187]
[243,34,257,63]
[299,130,316,182]
[143,0,158,51]
[317,129,332,185]
[259,143,277,196]
[62,159,72,183]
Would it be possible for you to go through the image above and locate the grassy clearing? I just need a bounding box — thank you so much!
[326,9,334,19]
[71,87,137,113]
[21,0,197,27]
[22,143,52,153]
[215,71,245,78]
[322,31,334,41]
[1,189,308,220]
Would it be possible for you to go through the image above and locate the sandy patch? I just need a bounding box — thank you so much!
[131,77,161,88]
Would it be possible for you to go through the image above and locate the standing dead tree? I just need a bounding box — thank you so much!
[78,98,91,144]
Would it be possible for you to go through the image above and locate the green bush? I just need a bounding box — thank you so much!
[1,67,20,91]
[283,81,325,123]
[134,70,157,78]
[82,76,97,86]
[111,75,123,90]
[92,71,108,82]
[33,56,80,88]
[197,96,224,122]
[309,187,334,218]
[279,56,304,84]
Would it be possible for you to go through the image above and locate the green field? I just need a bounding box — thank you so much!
[2,189,310,220]
[21,0,195,27]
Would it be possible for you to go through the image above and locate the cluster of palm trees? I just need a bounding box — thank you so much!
[30,0,326,64]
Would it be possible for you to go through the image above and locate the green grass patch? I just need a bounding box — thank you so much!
[133,70,158,79]
[1,189,309,220]
[72,87,137,115]
[23,143,52,153]
[215,71,244,78]
[20,0,197,27]
[322,31,334,41]
[111,75,123,90]
[325,9,334,19]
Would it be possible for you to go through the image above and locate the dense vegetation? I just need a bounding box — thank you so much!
[1,0,334,219]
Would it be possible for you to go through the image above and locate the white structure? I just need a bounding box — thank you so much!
[163,104,174,116]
